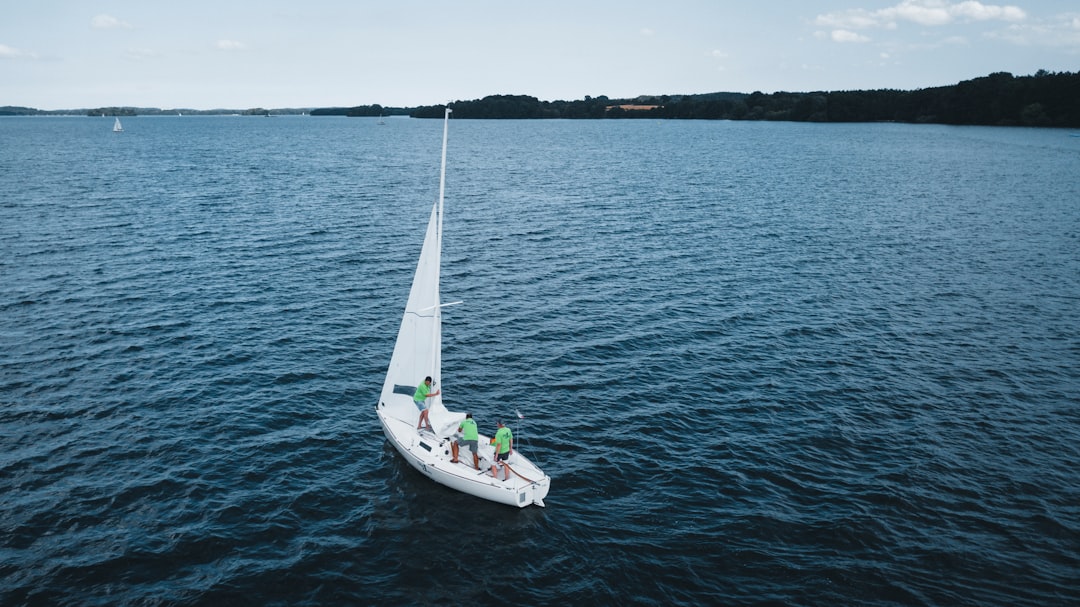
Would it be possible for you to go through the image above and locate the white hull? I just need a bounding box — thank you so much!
[377,406,550,508]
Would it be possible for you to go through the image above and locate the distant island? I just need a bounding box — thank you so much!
[3,70,1076,128]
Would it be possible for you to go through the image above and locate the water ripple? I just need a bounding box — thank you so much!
[1,117,1078,605]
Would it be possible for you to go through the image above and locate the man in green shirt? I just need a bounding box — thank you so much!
[451,412,479,469]
[413,376,440,431]
[489,421,513,481]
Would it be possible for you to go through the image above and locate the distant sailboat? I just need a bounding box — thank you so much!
[113,117,123,133]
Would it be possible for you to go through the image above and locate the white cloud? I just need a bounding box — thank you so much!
[91,14,133,29]
[885,1,952,26]
[832,29,872,43]
[815,11,878,29]
[216,40,247,51]
[0,43,39,59]
[815,1,1026,31]
[125,48,162,61]
[708,49,729,72]
[984,13,1080,47]
[951,1,1026,22]
[818,3,1080,50]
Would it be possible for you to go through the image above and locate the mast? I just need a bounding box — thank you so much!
[437,107,450,261]
[432,107,451,402]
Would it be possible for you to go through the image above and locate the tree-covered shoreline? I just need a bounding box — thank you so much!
[410,71,1079,128]
[3,70,1076,128]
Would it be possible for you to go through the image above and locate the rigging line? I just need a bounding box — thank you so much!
[511,411,546,469]
[502,462,539,485]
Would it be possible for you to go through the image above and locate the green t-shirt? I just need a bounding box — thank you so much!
[494,426,513,454]
[413,382,431,402]
[459,418,478,441]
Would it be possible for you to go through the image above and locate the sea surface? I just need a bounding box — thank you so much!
[1,115,1078,606]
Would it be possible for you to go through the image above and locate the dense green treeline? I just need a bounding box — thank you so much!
[410,92,749,120]
[5,70,1076,126]
[313,105,411,117]
[411,71,1079,127]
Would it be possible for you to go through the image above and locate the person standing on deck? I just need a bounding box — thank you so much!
[413,376,440,431]
[451,413,480,469]
[490,421,513,481]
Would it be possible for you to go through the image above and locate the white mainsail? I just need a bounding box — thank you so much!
[113,117,123,132]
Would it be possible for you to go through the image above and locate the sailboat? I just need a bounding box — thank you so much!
[376,108,551,508]
[113,117,123,132]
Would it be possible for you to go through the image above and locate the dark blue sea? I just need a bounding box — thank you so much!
[2,115,1078,606]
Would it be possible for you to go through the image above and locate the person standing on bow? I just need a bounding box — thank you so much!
[490,421,513,481]
[451,412,480,469]
[413,376,440,431]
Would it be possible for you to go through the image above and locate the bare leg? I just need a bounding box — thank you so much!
[451,442,459,463]
[472,451,479,470]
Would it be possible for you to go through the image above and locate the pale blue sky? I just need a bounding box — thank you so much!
[3,1,1078,110]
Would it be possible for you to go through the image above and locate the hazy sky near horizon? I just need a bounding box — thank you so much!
[3,1,1078,110]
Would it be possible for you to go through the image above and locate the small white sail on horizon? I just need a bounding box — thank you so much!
[113,117,123,132]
